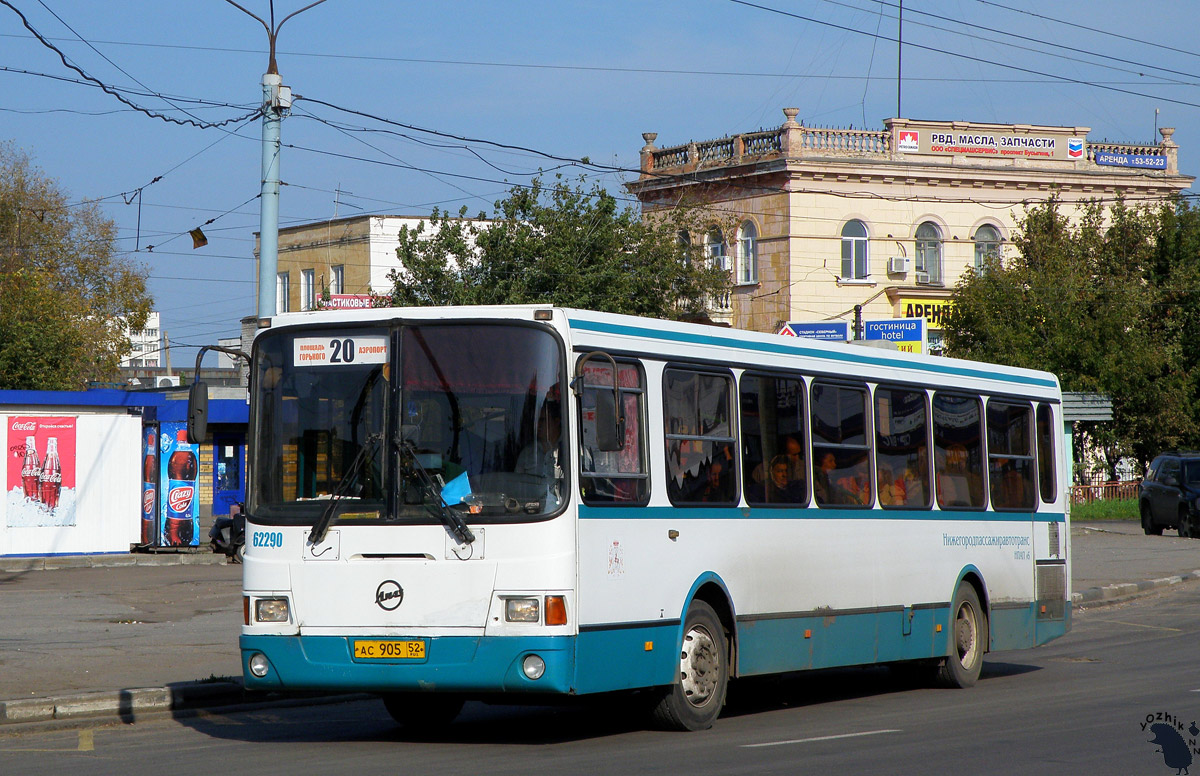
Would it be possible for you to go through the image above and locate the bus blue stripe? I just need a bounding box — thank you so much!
[579,505,1065,522]
[567,318,1058,389]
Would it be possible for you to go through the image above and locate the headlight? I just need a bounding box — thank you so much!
[505,597,539,623]
[254,597,290,623]
[248,653,270,678]
[522,654,546,680]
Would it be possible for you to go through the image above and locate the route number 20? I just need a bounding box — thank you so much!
[328,338,356,363]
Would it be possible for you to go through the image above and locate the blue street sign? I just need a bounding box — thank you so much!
[1093,151,1167,170]
[864,318,926,354]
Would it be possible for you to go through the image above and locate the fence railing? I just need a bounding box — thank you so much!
[1070,481,1138,505]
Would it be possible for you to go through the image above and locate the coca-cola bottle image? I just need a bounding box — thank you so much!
[141,431,158,544]
[39,437,61,511]
[165,430,197,546]
[21,436,41,502]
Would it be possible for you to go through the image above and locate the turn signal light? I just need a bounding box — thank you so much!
[545,595,567,626]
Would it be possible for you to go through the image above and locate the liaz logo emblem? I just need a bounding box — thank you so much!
[1068,138,1084,158]
[375,580,404,611]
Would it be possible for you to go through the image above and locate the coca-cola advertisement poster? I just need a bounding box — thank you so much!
[159,423,199,547]
[6,416,77,527]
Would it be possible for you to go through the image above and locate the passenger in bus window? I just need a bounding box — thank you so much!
[765,455,804,503]
[937,444,973,507]
[877,465,901,505]
[903,459,927,506]
[814,451,837,503]
[516,400,563,505]
[836,459,871,505]
[782,436,806,486]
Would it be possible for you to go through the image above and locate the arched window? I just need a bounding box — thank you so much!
[973,224,1001,271]
[915,222,942,284]
[705,228,728,272]
[841,220,868,279]
[736,221,758,284]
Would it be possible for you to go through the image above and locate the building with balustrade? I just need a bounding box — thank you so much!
[628,109,1192,353]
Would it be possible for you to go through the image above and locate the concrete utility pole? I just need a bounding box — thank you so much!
[221,0,327,318]
[258,72,288,318]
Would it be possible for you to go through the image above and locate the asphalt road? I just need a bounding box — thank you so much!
[2,578,1198,776]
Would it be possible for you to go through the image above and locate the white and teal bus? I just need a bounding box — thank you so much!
[218,305,1069,731]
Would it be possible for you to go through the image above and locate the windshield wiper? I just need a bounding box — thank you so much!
[395,439,476,546]
[308,432,383,545]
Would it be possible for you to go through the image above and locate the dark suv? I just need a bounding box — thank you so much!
[1138,453,1200,537]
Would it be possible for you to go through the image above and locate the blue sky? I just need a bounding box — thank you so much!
[3,0,1198,364]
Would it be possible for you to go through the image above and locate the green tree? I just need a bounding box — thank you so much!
[384,176,731,319]
[1149,198,1200,451]
[944,196,1192,477]
[0,143,152,390]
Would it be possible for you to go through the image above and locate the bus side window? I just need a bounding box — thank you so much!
[810,382,872,507]
[741,373,807,506]
[1036,404,1056,504]
[664,369,737,505]
[578,360,648,504]
[988,400,1035,510]
[875,386,930,508]
[932,392,986,509]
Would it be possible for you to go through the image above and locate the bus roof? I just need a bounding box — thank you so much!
[259,304,1061,398]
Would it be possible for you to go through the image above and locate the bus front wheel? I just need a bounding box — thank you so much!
[936,582,987,689]
[382,693,465,731]
[651,600,729,731]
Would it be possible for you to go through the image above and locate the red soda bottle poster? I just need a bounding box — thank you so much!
[6,416,77,528]
[163,428,198,546]
[39,437,62,510]
[21,436,40,502]
[141,429,158,545]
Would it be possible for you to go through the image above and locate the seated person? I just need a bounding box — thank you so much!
[763,455,804,503]
[836,461,872,505]
[516,400,564,506]
[814,451,838,504]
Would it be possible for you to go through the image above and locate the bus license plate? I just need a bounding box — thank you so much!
[353,640,426,660]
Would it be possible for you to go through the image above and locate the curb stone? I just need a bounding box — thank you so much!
[0,552,229,573]
[0,681,372,729]
[1072,571,1200,606]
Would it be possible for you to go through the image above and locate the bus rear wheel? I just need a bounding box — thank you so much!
[936,582,987,689]
[382,693,465,731]
[651,600,729,731]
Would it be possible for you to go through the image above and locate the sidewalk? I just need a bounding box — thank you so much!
[1,520,1197,727]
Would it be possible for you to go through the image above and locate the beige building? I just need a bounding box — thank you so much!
[266,215,488,313]
[628,109,1193,352]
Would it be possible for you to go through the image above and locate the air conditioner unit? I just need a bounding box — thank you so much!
[915,271,931,285]
[887,256,908,273]
[157,375,181,388]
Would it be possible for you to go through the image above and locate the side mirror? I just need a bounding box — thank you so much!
[188,381,209,444]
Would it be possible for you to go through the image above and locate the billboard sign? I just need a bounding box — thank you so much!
[324,294,377,310]
[7,416,77,528]
[865,318,926,354]
[781,321,849,341]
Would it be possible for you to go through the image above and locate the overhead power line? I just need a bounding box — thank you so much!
[727,0,1200,111]
[845,0,1200,84]
[972,0,1200,61]
[0,0,261,129]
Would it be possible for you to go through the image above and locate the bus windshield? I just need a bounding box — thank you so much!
[250,322,565,525]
